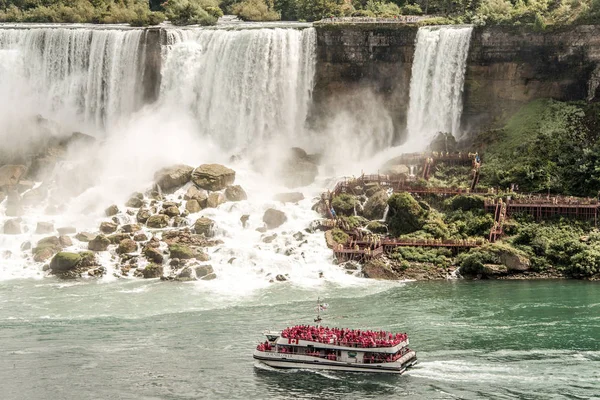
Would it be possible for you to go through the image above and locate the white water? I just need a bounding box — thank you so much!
[405,26,473,148]
[0,27,146,134]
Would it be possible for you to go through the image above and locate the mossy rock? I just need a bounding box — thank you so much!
[142,264,164,279]
[79,251,97,267]
[33,236,62,262]
[363,190,388,220]
[116,239,137,254]
[88,234,110,251]
[366,221,388,234]
[168,244,196,259]
[49,252,82,272]
[386,193,426,236]
[144,247,164,264]
[331,228,349,244]
[146,214,170,229]
[331,194,358,217]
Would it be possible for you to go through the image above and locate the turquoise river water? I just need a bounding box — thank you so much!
[0,279,598,399]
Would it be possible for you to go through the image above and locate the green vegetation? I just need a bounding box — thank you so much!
[386,192,426,236]
[478,99,600,197]
[331,227,349,244]
[331,193,358,216]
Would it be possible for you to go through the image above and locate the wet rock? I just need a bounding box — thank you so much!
[275,274,287,282]
[256,227,267,233]
[168,244,208,261]
[125,196,144,208]
[133,233,148,242]
[184,186,208,207]
[341,261,360,271]
[75,232,95,242]
[363,190,388,220]
[194,217,215,237]
[263,208,287,229]
[3,218,21,234]
[108,233,130,245]
[293,232,305,241]
[154,164,194,192]
[0,165,27,189]
[194,264,214,278]
[116,239,137,254]
[163,206,180,217]
[88,234,110,251]
[228,257,236,264]
[57,227,76,235]
[146,214,169,229]
[273,192,304,203]
[136,208,152,224]
[192,164,236,191]
[105,205,119,217]
[143,246,164,264]
[362,259,398,280]
[49,252,82,273]
[33,236,62,262]
[58,235,72,247]
[21,185,48,206]
[224,185,247,202]
[121,224,141,233]
[240,214,249,228]
[35,222,54,234]
[169,258,181,267]
[99,222,118,234]
[177,266,194,281]
[262,233,278,243]
[185,199,201,213]
[79,251,98,267]
[206,192,226,208]
[20,241,31,251]
[202,272,217,281]
[173,216,187,227]
[142,264,164,279]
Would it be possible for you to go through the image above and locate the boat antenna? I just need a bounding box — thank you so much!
[314,297,326,324]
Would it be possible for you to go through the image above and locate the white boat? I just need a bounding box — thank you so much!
[253,326,417,374]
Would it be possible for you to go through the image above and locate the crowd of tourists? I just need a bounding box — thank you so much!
[256,341,273,352]
[281,325,407,348]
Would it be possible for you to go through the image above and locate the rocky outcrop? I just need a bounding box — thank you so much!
[192,164,235,191]
[154,164,194,192]
[75,232,95,242]
[263,208,287,229]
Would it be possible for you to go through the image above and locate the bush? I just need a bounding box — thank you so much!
[331,228,349,244]
[401,3,422,15]
[386,192,426,236]
[331,194,358,217]
[232,0,280,21]
[164,0,218,25]
[445,195,485,212]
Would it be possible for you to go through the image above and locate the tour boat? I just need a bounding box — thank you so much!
[253,325,417,374]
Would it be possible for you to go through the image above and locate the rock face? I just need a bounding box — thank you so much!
[224,185,247,202]
[154,164,194,192]
[192,164,235,191]
[3,219,21,234]
[194,217,214,237]
[263,208,287,229]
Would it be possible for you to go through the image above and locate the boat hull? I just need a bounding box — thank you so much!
[253,351,417,375]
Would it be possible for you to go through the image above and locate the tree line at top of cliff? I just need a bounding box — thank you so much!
[1,0,598,27]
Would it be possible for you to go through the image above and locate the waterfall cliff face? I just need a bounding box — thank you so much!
[406,26,473,147]
[0,28,146,131]
[160,27,317,151]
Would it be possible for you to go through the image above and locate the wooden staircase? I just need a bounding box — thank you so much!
[489,200,507,243]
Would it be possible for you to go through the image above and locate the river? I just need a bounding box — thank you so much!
[1,279,598,399]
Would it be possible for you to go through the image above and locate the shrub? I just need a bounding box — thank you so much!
[401,3,422,15]
[386,192,426,236]
[232,0,280,21]
[331,194,358,217]
[331,228,349,244]
[164,0,218,25]
[445,195,485,212]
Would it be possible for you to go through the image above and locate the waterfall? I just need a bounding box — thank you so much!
[406,26,473,148]
[160,27,317,151]
[0,27,146,131]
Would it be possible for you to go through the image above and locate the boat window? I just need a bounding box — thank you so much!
[266,335,278,341]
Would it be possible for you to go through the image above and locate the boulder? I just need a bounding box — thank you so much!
[331,194,358,217]
[105,205,119,217]
[176,266,195,281]
[154,164,194,192]
[88,235,110,251]
[146,215,170,229]
[99,222,118,234]
[35,222,55,234]
[143,247,164,264]
[240,215,249,228]
[163,206,180,217]
[362,259,398,280]
[185,199,201,213]
[3,219,21,234]
[57,227,77,235]
[201,272,217,281]
[191,164,236,191]
[49,252,82,273]
[500,250,531,272]
[184,186,208,206]
[20,241,31,251]
[224,185,247,202]
[275,274,287,282]
[142,264,163,279]
[58,235,73,247]
[194,217,214,237]
[0,165,27,189]
[279,148,319,188]
[363,191,388,220]
[133,233,148,242]
[263,209,287,229]
[121,224,141,233]
[116,239,137,254]
[262,233,278,243]
[125,196,144,208]
[273,192,304,203]
[136,208,152,224]
[75,232,96,242]
[168,244,208,260]
[194,264,214,278]
[107,233,130,244]
[366,221,388,234]
[206,192,226,208]
[33,236,62,262]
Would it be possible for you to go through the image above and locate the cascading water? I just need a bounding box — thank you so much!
[405,26,473,148]
[0,27,146,132]
[160,27,316,152]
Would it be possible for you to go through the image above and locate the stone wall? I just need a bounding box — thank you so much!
[312,23,600,139]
